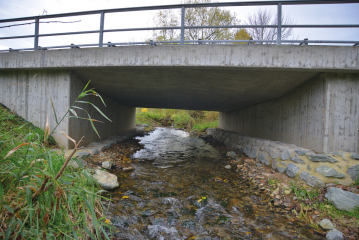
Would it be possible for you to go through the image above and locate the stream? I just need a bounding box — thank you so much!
[105,127,321,240]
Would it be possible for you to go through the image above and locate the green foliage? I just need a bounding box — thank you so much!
[290,182,320,200]
[0,81,112,239]
[0,105,56,146]
[172,111,195,128]
[192,120,218,132]
[136,108,219,132]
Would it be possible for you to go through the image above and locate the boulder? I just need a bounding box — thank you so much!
[286,163,299,178]
[102,161,114,170]
[93,169,119,190]
[277,167,286,174]
[350,153,359,160]
[300,171,325,188]
[281,150,291,160]
[315,165,345,179]
[326,229,344,240]
[347,165,359,182]
[319,219,334,230]
[325,187,359,211]
[308,154,338,163]
[294,149,315,156]
[290,155,305,164]
[248,147,258,159]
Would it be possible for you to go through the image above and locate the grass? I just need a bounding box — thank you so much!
[136,108,219,132]
[0,82,113,239]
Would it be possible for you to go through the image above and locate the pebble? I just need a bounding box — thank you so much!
[319,219,334,230]
[102,161,114,170]
[326,229,344,240]
[225,165,232,170]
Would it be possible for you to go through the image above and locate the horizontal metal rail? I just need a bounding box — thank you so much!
[0,0,358,52]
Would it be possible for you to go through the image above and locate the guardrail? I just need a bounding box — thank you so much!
[0,0,359,52]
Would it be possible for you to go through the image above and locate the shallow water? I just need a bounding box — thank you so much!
[106,128,321,240]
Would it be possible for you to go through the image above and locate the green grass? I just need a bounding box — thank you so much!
[136,108,219,132]
[0,104,111,239]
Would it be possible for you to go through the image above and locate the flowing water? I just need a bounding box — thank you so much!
[105,128,321,240]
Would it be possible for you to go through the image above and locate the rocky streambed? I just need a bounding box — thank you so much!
[79,127,356,239]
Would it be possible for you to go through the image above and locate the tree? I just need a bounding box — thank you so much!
[152,0,239,42]
[234,28,252,44]
[245,8,294,44]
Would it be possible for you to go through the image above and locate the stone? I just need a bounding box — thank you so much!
[325,229,344,240]
[350,153,359,160]
[67,160,79,169]
[102,161,114,170]
[307,165,311,171]
[226,151,236,158]
[92,169,119,190]
[347,165,359,182]
[294,149,314,156]
[281,161,286,166]
[319,219,334,230]
[325,187,359,211]
[277,167,286,174]
[136,126,145,131]
[308,154,338,163]
[122,167,135,172]
[271,160,277,169]
[315,166,345,179]
[270,149,280,159]
[243,146,251,156]
[299,171,325,188]
[248,147,258,159]
[281,150,291,160]
[256,163,263,167]
[258,153,270,165]
[286,163,299,178]
[74,150,92,159]
[290,155,305,164]
[225,165,232,170]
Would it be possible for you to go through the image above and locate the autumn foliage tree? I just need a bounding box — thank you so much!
[152,0,251,42]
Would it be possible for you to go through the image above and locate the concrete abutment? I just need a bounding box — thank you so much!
[219,72,359,153]
[0,69,136,149]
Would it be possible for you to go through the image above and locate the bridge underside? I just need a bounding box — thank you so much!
[0,45,358,152]
[74,67,319,112]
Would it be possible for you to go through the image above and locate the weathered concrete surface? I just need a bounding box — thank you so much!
[219,72,359,153]
[0,70,135,148]
[0,45,358,111]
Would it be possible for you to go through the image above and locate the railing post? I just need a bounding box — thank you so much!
[34,17,39,50]
[180,6,185,45]
[99,11,105,47]
[277,3,282,45]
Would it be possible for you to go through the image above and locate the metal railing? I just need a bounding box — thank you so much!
[0,0,359,52]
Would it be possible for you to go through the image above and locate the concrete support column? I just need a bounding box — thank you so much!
[219,72,359,153]
[0,70,136,149]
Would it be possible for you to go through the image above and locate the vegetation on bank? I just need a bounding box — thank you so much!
[135,108,219,132]
[0,84,112,239]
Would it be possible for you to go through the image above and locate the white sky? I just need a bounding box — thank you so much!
[0,0,358,50]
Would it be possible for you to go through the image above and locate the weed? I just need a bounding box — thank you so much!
[290,182,319,200]
[0,81,112,239]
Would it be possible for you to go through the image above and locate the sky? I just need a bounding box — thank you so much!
[0,0,358,50]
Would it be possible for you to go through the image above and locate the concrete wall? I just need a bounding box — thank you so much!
[0,70,136,149]
[68,72,136,148]
[219,73,359,153]
[0,70,71,147]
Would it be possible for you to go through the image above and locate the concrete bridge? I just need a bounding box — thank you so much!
[0,45,358,153]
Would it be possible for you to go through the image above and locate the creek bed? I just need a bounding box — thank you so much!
[104,127,321,240]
